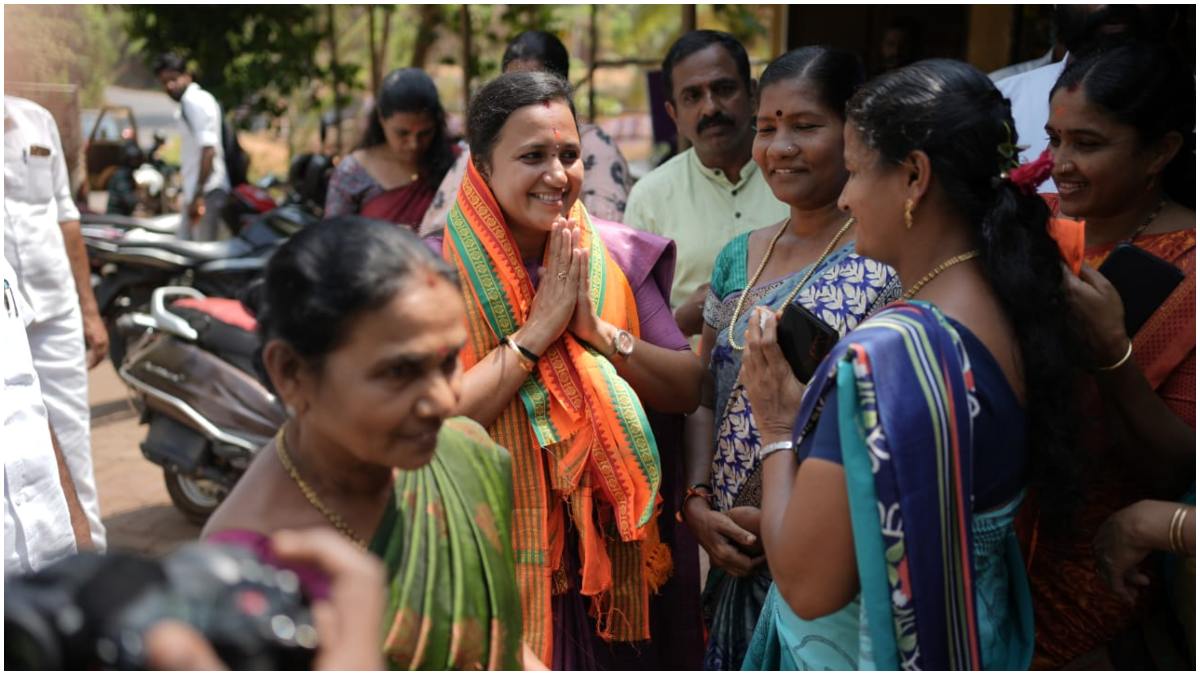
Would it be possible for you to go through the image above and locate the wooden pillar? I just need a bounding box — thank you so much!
[966,5,1015,72]
[770,5,788,58]
[682,5,696,34]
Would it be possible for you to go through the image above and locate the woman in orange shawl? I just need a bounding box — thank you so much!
[1029,41,1195,668]
[431,71,705,668]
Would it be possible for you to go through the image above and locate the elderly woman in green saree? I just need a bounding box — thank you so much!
[738,60,1081,669]
[201,216,535,669]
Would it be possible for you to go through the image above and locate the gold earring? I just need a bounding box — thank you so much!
[904,198,915,230]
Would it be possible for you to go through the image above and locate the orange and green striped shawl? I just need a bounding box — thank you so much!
[442,159,669,664]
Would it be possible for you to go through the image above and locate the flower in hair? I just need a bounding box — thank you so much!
[1006,148,1054,196]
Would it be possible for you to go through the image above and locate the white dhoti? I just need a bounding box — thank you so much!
[25,304,106,550]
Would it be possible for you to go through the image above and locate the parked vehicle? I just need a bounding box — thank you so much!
[105,132,181,217]
[83,208,312,367]
[82,105,138,193]
[114,286,283,522]
[83,153,331,366]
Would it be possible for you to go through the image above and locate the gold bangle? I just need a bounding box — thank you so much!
[1094,340,1133,372]
[1181,508,1192,555]
[502,337,535,373]
[1170,506,1189,555]
[1167,507,1180,554]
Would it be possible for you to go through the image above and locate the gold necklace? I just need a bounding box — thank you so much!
[902,250,981,300]
[1127,199,1167,243]
[274,427,367,550]
[728,216,854,350]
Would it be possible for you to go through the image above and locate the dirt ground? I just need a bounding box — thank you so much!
[89,360,201,557]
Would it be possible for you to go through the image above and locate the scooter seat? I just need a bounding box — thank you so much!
[151,237,256,263]
[82,212,180,234]
[172,297,257,333]
[170,301,261,378]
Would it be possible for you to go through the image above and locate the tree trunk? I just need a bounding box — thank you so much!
[328,4,342,156]
[378,5,393,81]
[460,4,473,114]
[367,5,379,94]
[588,4,598,123]
[411,4,441,69]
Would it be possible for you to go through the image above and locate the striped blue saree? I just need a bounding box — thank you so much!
[743,301,1034,670]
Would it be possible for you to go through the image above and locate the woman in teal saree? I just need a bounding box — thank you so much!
[739,60,1081,670]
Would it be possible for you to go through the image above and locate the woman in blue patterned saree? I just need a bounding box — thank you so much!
[681,48,899,670]
[739,60,1081,669]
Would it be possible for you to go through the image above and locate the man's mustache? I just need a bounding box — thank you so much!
[697,112,736,134]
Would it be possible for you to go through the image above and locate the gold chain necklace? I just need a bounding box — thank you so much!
[902,250,981,300]
[1127,199,1167,243]
[728,216,854,350]
[274,427,367,550]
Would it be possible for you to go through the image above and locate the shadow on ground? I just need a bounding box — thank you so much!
[90,397,140,428]
[102,504,202,557]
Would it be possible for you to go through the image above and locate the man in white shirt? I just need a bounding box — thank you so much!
[154,53,231,241]
[3,95,106,555]
[2,255,91,573]
[989,47,1058,84]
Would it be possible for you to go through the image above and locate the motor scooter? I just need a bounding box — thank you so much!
[114,286,284,522]
[83,211,307,367]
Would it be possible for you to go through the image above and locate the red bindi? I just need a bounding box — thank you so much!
[775,110,783,117]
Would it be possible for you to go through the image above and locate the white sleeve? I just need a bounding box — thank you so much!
[47,112,80,222]
[183,91,222,148]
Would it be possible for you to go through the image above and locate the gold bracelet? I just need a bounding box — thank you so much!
[1094,340,1133,372]
[1170,506,1189,555]
[1167,507,1181,554]
[1181,508,1192,555]
[502,337,535,373]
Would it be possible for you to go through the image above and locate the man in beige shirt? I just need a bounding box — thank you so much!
[624,30,787,337]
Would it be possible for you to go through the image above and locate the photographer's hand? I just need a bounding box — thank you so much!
[271,528,387,671]
[144,621,228,670]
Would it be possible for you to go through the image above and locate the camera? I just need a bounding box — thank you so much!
[5,542,318,669]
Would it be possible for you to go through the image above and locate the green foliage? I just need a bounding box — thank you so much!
[708,5,768,48]
[124,5,336,115]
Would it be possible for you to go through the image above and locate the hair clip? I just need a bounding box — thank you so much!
[996,121,1023,171]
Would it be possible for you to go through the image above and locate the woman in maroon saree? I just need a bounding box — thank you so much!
[325,68,458,230]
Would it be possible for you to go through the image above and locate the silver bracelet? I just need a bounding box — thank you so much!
[759,440,795,461]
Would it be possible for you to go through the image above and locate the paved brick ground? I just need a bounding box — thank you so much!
[89,361,200,557]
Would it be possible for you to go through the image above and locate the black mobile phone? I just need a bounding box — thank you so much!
[1097,243,1184,337]
[776,302,839,385]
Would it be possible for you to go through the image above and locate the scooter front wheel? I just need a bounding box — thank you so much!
[163,468,224,524]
